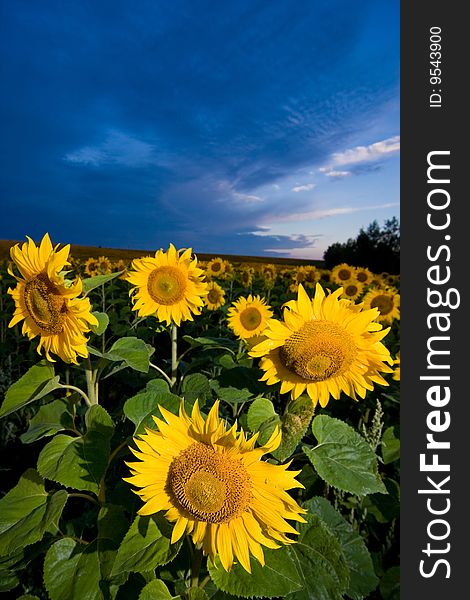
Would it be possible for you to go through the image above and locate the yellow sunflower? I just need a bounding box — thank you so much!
[238,266,254,288]
[8,234,98,364]
[362,287,400,324]
[219,260,235,281]
[341,281,364,301]
[205,281,226,311]
[124,400,306,573]
[355,267,374,285]
[249,284,393,407]
[206,257,226,279]
[303,266,319,289]
[126,244,208,326]
[330,263,357,285]
[97,255,112,274]
[227,295,273,340]
[84,257,99,276]
[393,352,400,381]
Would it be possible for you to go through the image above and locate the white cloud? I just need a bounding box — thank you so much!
[64,130,159,167]
[292,183,316,192]
[325,170,351,178]
[233,192,264,203]
[332,135,400,167]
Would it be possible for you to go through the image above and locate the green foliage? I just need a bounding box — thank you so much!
[123,379,181,434]
[272,395,315,462]
[91,311,110,335]
[0,470,67,557]
[138,579,174,600]
[0,361,58,418]
[82,271,125,294]
[304,415,387,495]
[37,405,114,494]
[20,399,74,444]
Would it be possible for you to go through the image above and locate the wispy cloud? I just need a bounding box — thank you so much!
[261,202,398,225]
[233,192,264,203]
[64,130,160,168]
[319,136,400,178]
[292,183,316,192]
[332,135,400,167]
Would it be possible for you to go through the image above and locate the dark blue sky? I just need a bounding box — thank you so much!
[0,0,399,259]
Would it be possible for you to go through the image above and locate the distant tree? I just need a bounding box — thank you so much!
[323,217,400,274]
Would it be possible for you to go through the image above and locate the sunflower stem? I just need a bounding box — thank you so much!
[85,358,98,405]
[190,545,203,588]
[149,362,173,387]
[171,323,178,387]
[59,384,91,408]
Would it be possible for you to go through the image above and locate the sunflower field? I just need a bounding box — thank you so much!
[0,235,400,600]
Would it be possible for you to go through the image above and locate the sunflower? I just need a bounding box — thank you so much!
[228,295,273,340]
[206,257,226,279]
[238,266,254,289]
[341,281,364,301]
[97,255,112,275]
[393,352,400,381]
[124,400,306,573]
[362,287,400,324]
[355,267,374,285]
[8,234,98,364]
[303,266,319,289]
[205,281,226,311]
[219,260,235,281]
[249,283,393,407]
[84,257,99,277]
[330,263,357,285]
[126,244,208,326]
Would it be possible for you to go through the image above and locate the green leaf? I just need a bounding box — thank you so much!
[362,478,400,523]
[247,398,280,445]
[210,381,253,404]
[17,595,40,600]
[381,426,400,464]
[82,271,124,294]
[97,504,129,584]
[0,469,67,557]
[304,497,379,599]
[0,361,58,418]
[273,395,315,463]
[181,373,211,407]
[91,312,110,335]
[208,545,302,598]
[103,337,154,373]
[379,566,400,600]
[43,538,103,600]
[247,398,277,431]
[124,379,182,435]
[37,405,114,494]
[20,399,74,444]
[138,579,174,600]
[187,588,209,600]
[304,415,387,495]
[182,336,238,353]
[0,568,19,592]
[111,515,182,576]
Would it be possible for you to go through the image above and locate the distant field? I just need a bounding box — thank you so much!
[0,239,323,267]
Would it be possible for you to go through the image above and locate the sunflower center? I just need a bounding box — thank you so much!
[168,442,251,523]
[207,289,221,303]
[211,262,221,272]
[240,307,262,331]
[370,294,393,315]
[147,266,187,305]
[279,320,357,381]
[345,284,358,297]
[24,273,67,334]
[356,271,368,283]
[338,268,351,281]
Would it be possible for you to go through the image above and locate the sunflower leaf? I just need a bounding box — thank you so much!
[285,515,350,600]
[138,579,175,600]
[303,497,379,599]
[0,361,58,418]
[123,379,182,434]
[208,545,303,598]
[103,337,154,373]
[0,469,67,557]
[381,426,400,464]
[37,405,114,494]
[90,311,109,336]
[43,538,102,600]
[181,373,211,407]
[272,395,315,463]
[20,399,74,444]
[111,515,182,576]
[304,415,387,495]
[81,271,124,294]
